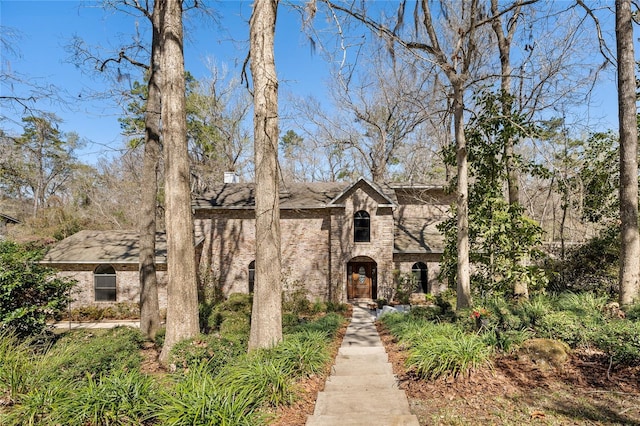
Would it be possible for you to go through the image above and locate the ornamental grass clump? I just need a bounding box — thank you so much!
[157,365,267,426]
[406,328,493,380]
[50,369,158,426]
[272,330,332,377]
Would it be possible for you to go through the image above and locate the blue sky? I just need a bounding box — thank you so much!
[1,0,332,163]
[0,1,624,166]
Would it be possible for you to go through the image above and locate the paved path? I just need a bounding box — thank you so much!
[306,306,419,426]
[50,320,140,330]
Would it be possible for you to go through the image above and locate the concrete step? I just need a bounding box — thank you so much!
[335,352,389,363]
[338,346,387,356]
[322,374,398,392]
[331,360,394,376]
[306,414,420,426]
[312,389,412,416]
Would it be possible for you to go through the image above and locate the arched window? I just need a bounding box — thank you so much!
[354,210,370,242]
[248,260,255,293]
[94,264,116,302]
[412,262,429,293]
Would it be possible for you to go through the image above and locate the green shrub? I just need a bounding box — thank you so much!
[554,292,608,319]
[481,328,533,353]
[409,305,442,321]
[625,303,640,321]
[406,330,493,380]
[593,320,640,366]
[519,295,552,327]
[168,333,246,374]
[287,312,345,338]
[537,311,596,348]
[0,240,75,337]
[2,378,70,426]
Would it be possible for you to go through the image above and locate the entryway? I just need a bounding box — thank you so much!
[347,258,377,300]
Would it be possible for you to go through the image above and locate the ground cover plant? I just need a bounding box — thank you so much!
[0,295,347,425]
[378,291,640,425]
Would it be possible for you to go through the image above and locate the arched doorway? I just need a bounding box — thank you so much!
[346,257,377,300]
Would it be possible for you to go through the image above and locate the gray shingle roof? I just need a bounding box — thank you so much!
[40,230,168,264]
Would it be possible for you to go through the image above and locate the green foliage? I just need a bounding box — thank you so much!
[0,240,75,337]
[392,271,416,304]
[271,330,332,378]
[157,365,267,426]
[46,327,143,381]
[406,329,493,380]
[285,312,345,339]
[0,331,33,402]
[438,90,547,297]
[548,225,619,295]
[168,333,246,374]
[50,369,158,426]
[593,320,640,366]
[625,303,640,321]
[282,279,312,315]
[67,302,140,321]
[578,131,620,223]
[537,311,598,348]
[219,355,296,408]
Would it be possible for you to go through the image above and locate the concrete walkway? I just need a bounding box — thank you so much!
[50,320,140,330]
[306,306,419,426]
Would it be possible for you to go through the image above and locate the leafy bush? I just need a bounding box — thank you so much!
[537,311,597,348]
[168,333,246,374]
[626,303,640,321]
[0,240,75,336]
[593,320,640,366]
[67,302,140,321]
[286,312,345,338]
[553,292,608,319]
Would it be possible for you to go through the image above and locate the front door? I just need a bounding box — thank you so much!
[348,262,373,299]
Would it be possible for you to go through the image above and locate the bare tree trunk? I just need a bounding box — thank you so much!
[158,0,199,364]
[452,83,471,309]
[139,2,162,340]
[616,0,639,306]
[248,0,282,351]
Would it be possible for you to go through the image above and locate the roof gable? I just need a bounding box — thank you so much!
[329,177,396,206]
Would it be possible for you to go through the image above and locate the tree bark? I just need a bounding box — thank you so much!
[452,82,472,309]
[158,0,199,364]
[616,0,639,306]
[139,2,162,341]
[248,0,283,351]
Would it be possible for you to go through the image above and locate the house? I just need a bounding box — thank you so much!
[0,212,20,239]
[42,178,451,308]
[40,230,172,309]
[193,177,451,303]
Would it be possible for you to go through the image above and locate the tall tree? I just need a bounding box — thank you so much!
[138,1,162,340]
[616,0,639,306]
[248,0,282,351]
[158,0,199,364]
[0,114,81,217]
